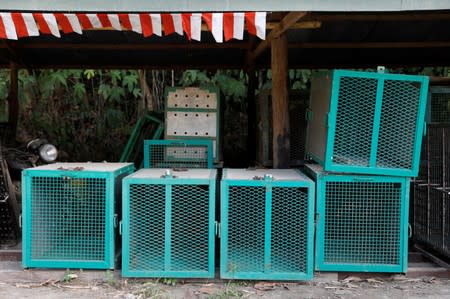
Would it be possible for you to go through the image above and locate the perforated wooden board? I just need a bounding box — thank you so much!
[166,87,218,109]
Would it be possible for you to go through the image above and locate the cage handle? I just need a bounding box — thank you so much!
[19,214,22,228]
[119,220,122,235]
[352,177,374,182]
[114,214,119,228]
[305,109,313,121]
[408,223,412,238]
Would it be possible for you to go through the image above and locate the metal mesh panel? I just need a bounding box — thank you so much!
[271,187,308,274]
[0,200,19,247]
[428,127,444,187]
[126,183,211,276]
[145,141,211,168]
[227,186,266,274]
[333,76,378,166]
[428,188,444,250]
[323,181,402,266]
[30,177,106,261]
[171,185,209,272]
[376,80,420,170]
[430,90,450,123]
[128,184,165,271]
[289,100,307,165]
[413,184,428,243]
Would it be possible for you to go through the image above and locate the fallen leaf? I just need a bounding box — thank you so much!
[198,287,217,295]
[254,282,277,291]
[342,276,362,282]
[366,278,383,283]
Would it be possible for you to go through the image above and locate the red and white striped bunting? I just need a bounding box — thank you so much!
[0,12,266,42]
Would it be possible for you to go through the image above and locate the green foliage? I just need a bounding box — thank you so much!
[17,69,143,161]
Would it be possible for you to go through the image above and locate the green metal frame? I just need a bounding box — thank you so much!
[122,169,217,278]
[220,169,315,280]
[307,69,429,177]
[143,139,213,168]
[164,86,221,162]
[305,164,409,273]
[22,163,134,269]
[120,112,164,168]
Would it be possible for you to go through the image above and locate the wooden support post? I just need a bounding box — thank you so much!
[271,33,290,168]
[8,62,18,137]
[246,66,257,166]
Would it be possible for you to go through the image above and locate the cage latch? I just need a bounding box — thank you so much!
[215,221,221,238]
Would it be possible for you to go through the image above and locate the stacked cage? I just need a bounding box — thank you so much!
[220,169,315,280]
[122,168,217,278]
[305,164,410,272]
[412,86,450,259]
[143,139,213,169]
[22,163,134,269]
[306,70,429,272]
[165,87,221,163]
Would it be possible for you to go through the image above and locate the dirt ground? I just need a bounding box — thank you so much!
[0,265,449,299]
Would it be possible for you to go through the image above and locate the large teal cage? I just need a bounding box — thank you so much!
[122,168,217,278]
[305,164,409,273]
[220,169,315,280]
[427,86,450,123]
[143,139,213,169]
[306,70,429,177]
[22,163,134,269]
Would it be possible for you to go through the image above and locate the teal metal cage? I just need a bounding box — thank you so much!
[305,164,409,273]
[22,163,134,269]
[306,69,429,177]
[220,169,315,280]
[143,139,213,169]
[122,168,217,278]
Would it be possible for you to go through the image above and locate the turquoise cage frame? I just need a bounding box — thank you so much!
[305,164,410,273]
[306,69,429,177]
[143,139,213,169]
[121,168,217,278]
[220,168,315,280]
[22,163,134,269]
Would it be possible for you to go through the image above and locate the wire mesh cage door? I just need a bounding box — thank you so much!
[22,163,134,269]
[122,169,216,278]
[220,169,315,280]
[143,139,213,169]
[428,87,450,124]
[307,70,429,177]
[308,165,410,273]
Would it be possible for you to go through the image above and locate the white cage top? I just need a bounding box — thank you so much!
[27,162,133,172]
[223,168,312,182]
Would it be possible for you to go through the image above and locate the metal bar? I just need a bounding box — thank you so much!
[264,183,272,274]
[164,184,172,271]
[369,78,385,166]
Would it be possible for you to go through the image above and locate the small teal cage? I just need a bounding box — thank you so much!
[306,69,429,177]
[305,164,409,273]
[22,163,134,269]
[122,168,217,278]
[143,139,213,169]
[220,169,315,280]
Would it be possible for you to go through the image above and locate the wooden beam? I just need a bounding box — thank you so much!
[288,41,450,49]
[9,42,250,50]
[266,21,321,30]
[7,62,18,137]
[271,33,289,169]
[251,12,308,62]
[246,66,257,166]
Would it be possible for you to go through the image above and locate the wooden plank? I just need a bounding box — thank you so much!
[271,33,290,169]
[289,41,450,49]
[251,12,308,62]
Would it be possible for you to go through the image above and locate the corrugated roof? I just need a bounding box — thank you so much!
[0,0,450,12]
